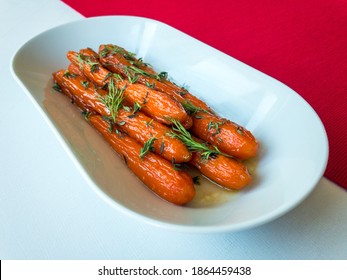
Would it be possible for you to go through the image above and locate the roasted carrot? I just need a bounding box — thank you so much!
[190,111,258,160]
[115,109,191,163]
[68,63,87,78]
[168,119,252,189]
[52,70,192,163]
[66,49,192,128]
[190,152,252,190]
[66,50,111,88]
[53,70,108,115]
[89,114,195,205]
[98,44,211,112]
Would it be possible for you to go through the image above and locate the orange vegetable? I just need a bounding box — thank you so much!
[52,70,191,163]
[190,152,252,190]
[98,44,211,112]
[190,111,258,160]
[67,63,87,78]
[89,114,195,205]
[66,49,192,128]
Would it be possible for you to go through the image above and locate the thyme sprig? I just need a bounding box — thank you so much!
[99,78,126,123]
[168,119,228,160]
[139,137,157,159]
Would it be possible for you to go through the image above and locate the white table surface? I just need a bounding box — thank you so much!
[1,0,346,260]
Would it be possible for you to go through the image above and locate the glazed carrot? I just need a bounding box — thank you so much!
[66,50,110,88]
[190,152,252,190]
[66,49,192,128]
[115,109,192,163]
[99,44,157,75]
[190,111,258,160]
[89,114,195,205]
[68,63,87,78]
[98,44,211,112]
[53,70,192,163]
[53,70,108,115]
[168,119,252,189]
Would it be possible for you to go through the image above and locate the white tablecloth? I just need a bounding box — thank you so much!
[1,0,346,260]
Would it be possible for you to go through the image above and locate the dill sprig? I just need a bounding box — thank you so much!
[100,45,137,61]
[139,137,157,159]
[181,100,209,115]
[125,66,167,81]
[99,78,126,123]
[169,119,227,160]
[52,82,62,93]
[76,53,99,73]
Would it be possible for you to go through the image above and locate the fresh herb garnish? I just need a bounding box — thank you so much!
[139,137,157,159]
[81,80,89,89]
[76,53,99,73]
[128,74,139,84]
[145,81,155,89]
[193,176,200,185]
[125,66,167,81]
[236,126,244,135]
[99,47,110,58]
[171,158,188,171]
[159,140,165,154]
[99,78,126,123]
[63,71,76,78]
[133,102,141,114]
[101,116,115,132]
[122,105,131,112]
[207,121,224,135]
[169,119,227,160]
[181,100,209,115]
[52,82,62,93]
[146,119,154,127]
[82,110,91,120]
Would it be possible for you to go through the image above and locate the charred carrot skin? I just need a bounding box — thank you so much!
[98,44,211,112]
[67,49,192,128]
[89,115,195,205]
[190,152,252,190]
[190,111,258,160]
[53,70,192,163]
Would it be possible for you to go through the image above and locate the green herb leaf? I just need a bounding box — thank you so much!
[133,102,141,114]
[169,119,228,160]
[181,100,209,115]
[63,71,76,78]
[82,110,91,120]
[139,137,157,159]
[193,176,200,185]
[207,121,224,135]
[99,78,126,123]
[145,81,155,89]
[81,80,89,89]
[125,66,167,81]
[76,53,99,73]
[52,82,62,93]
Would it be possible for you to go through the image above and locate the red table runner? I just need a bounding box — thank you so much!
[62,0,347,190]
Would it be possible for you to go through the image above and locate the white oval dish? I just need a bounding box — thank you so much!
[11,16,328,233]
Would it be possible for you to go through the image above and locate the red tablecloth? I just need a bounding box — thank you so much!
[62,0,347,190]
